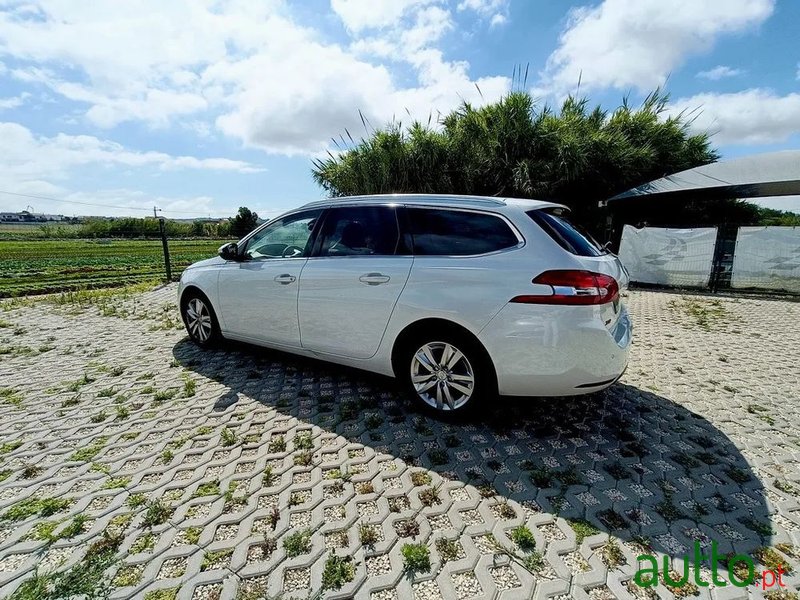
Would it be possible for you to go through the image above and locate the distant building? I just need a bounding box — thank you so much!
[0,211,67,222]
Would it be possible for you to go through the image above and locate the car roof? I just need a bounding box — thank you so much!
[298,194,565,212]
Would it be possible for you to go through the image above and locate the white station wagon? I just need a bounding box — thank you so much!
[178,195,631,414]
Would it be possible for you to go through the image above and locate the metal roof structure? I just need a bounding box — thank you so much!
[603,150,800,205]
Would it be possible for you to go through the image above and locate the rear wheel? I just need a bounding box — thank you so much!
[397,331,495,416]
[181,293,220,347]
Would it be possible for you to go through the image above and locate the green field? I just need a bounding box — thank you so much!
[0,238,229,297]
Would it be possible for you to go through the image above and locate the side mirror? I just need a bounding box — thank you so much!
[218,242,240,261]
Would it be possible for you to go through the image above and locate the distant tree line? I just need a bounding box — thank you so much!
[26,207,261,239]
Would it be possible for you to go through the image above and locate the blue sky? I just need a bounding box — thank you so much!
[0,0,798,218]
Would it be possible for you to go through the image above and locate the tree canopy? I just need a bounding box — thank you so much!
[229,206,259,238]
[312,91,761,236]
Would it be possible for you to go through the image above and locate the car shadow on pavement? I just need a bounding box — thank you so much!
[173,337,770,565]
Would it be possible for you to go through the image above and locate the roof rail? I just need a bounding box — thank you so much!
[301,194,508,208]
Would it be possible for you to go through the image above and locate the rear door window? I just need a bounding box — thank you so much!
[315,206,400,257]
[406,208,519,256]
[527,209,607,257]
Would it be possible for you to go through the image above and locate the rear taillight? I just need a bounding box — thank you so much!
[510,270,619,305]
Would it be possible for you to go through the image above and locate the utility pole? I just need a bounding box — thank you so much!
[154,206,172,282]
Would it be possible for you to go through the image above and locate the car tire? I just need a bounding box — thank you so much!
[397,330,496,417]
[181,291,221,347]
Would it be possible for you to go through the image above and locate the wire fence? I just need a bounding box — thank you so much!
[618,225,800,295]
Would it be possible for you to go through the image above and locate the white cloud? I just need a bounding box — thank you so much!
[749,195,800,212]
[0,1,509,154]
[669,89,800,145]
[457,0,509,26]
[330,0,436,32]
[696,65,744,80]
[0,92,29,109]
[537,0,774,96]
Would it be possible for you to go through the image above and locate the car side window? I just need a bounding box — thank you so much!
[316,206,400,257]
[407,208,519,255]
[243,209,322,260]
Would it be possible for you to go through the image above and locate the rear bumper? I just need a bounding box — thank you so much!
[478,303,632,397]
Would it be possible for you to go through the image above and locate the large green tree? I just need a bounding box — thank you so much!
[312,91,760,237]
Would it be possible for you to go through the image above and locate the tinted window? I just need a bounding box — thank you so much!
[316,206,400,257]
[407,208,519,256]
[527,210,606,257]
[244,209,322,259]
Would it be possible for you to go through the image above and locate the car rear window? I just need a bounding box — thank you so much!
[407,208,519,256]
[527,209,607,257]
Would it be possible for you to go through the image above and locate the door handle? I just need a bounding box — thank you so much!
[274,274,296,285]
[359,272,391,285]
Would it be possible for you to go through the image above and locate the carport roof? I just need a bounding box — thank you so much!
[605,150,800,205]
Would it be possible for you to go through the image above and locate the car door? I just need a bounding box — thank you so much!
[297,205,412,359]
[217,209,323,348]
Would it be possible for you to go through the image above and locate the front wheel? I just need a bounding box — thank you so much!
[181,293,221,347]
[398,333,495,416]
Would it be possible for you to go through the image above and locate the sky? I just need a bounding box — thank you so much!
[0,0,799,219]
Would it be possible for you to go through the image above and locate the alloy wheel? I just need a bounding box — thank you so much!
[410,341,475,411]
[185,298,212,343]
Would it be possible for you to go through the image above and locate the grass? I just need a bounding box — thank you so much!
[192,480,220,498]
[283,529,313,557]
[321,552,356,591]
[267,435,286,453]
[0,440,23,454]
[435,538,461,562]
[2,497,73,521]
[359,524,379,547]
[566,519,599,544]
[142,499,173,528]
[220,427,237,447]
[401,543,431,573]
[0,387,23,407]
[510,525,536,551]
[69,436,108,462]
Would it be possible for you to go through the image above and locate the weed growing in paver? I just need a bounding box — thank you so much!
[126,493,146,509]
[90,462,110,475]
[604,461,631,480]
[357,481,374,494]
[763,591,799,600]
[325,467,351,481]
[70,436,108,462]
[102,477,130,489]
[359,523,379,547]
[402,543,431,573]
[66,372,95,392]
[2,497,72,521]
[322,552,356,591]
[58,514,88,540]
[740,516,774,537]
[410,471,431,486]
[755,546,793,574]
[602,538,626,568]
[597,509,629,530]
[0,469,12,482]
[260,535,278,557]
[529,467,554,488]
[202,548,233,571]
[21,464,41,479]
[153,388,178,404]
[655,498,685,523]
[61,395,80,408]
[182,375,196,397]
[555,467,582,486]
[0,387,22,407]
[90,410,107,423]
[725,466,752,484]
[521,550,545,574]
[435,538,461,563]
[142,499,173,527]
[747,403,776,425]
[511,525,536,551]
[183,527,202,545]
[294,431,313,450]
[496,499,516,519]
[144,589,178,600]
[141,385,155,395]
[96,388,115,398]
[365,414,384,429]
[294,450,313,466]
[8,530,123,600]
[262,466,276,486]
[567,519,599,544]
[130,532,156,553]
[444,434,462,448]
[427,448,448,466]
[268,435,286,453]
[283,529,313,557]
[267,506,280,530]
[29,520,60,541]
[193,480,220,498]
[1,440,22,454]
[419,486,441,507]
[113,565,142,587]
[774,479,800,496]
[161,449,174,464]
[219,427,237,447]
[395,519,420,538]
[776,543,799,559]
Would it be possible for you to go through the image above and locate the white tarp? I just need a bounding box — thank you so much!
[618,225,717,287]
[731,226,800,293]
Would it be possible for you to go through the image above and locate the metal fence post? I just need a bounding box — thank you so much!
[158,217,172,282]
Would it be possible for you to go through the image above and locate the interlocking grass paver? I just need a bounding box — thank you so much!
[0,286,799,598]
